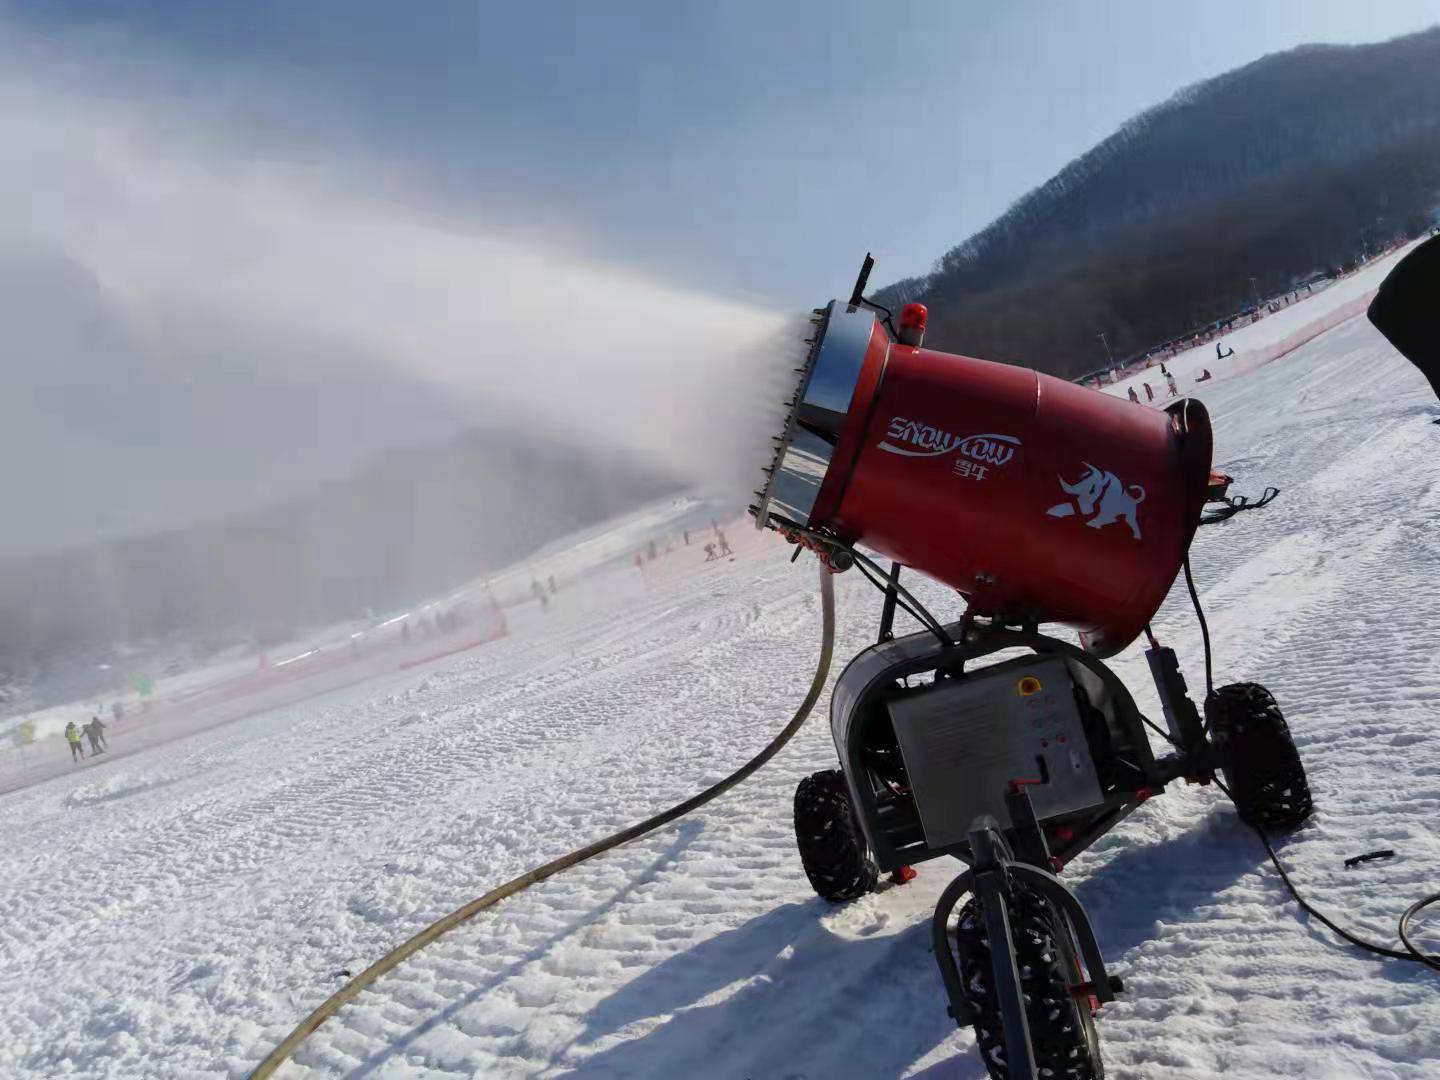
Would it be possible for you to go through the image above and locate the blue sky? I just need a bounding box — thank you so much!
[12,1,1439,303]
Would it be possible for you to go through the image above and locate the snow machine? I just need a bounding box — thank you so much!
[751,257,1313,1080]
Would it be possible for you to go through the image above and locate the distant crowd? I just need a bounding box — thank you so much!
[1123,363,1192,405]
[64,716,109,763]
[632,520,733,571]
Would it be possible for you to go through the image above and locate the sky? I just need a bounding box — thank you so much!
[2,1,1438,556]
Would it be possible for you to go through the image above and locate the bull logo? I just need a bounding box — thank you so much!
[1046,463,1146,540]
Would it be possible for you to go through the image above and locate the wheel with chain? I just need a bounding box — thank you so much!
[1207,681,1313,832]
[793,769,878,902]
[952,883,1104,1079]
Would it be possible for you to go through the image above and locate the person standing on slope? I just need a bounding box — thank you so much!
[64,721,85,762]
[1166,372,1179,398]
[1127,386,1140,404]
[86,716,108,753]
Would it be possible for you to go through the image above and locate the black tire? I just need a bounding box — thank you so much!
[953,885,1103,1080]
[793,769,878,902]
[1207,681,1313,833]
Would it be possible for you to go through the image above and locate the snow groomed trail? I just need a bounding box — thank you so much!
[2,314,1439,1079]
[248,567,836,1078]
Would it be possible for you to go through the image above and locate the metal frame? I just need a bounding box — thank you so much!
[931,808,1121,1080]
[834,591,1224,874]
[833,562,1217,1080]
[832,619,1161,873]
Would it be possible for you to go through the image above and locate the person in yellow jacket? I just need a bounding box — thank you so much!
[64,721,85,763]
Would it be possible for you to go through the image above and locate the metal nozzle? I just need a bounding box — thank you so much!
[752,301,877,530]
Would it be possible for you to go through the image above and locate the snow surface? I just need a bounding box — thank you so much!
[0,496,712,783]
[3,314,1440,1079]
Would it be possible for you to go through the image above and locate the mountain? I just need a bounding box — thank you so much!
[874,27,1440,377]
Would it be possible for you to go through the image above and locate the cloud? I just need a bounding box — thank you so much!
[0,18,795,556]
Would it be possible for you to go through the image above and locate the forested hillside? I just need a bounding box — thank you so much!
[874,27,1440,376]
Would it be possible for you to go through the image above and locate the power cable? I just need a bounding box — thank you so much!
[1185,555,1440,974]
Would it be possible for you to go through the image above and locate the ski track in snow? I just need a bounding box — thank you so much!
[3,315,1440,1079]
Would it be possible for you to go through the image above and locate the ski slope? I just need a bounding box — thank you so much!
[3,314,1440,1079]
[1100,239,1422,402]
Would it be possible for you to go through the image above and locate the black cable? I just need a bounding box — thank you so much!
[852,560,953,648]
[846,546,953,646]
[1212,777,1440,971]
[849,555,946,643]
[1182,553,1215,703]
[848,554,933,631]
[1139,713,1183,750]
[1200,487,1280,526]
[857,297,900,341]
[1183,557,1440,972]
[768,514,952,645]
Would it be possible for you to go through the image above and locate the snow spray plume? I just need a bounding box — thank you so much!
[0,37,800,550]
[0,23,805,703]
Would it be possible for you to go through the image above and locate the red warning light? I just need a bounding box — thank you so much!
[898,303,928,346]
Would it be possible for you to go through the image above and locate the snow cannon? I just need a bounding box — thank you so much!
[756,256,1309,1080]
[755,278,1212,658]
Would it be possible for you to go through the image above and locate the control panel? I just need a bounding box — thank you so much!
[887,656,1105,847]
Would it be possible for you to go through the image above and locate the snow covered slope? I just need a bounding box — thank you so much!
[3,314,1439,1079]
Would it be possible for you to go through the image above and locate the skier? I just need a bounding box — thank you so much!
[1143,382,1154,403]
[64,721,85,763]
[703,542,718,562]
[1216,341,1234,360]
[1166,373,1179,398]
[716,529,733,558]
[85,716,107,754]
[1127,386,1140,403]
[1196,368,1214,382]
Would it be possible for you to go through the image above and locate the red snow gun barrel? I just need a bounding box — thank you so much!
[753,266,1213,657]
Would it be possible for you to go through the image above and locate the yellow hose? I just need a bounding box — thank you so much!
[249,566,836,1077]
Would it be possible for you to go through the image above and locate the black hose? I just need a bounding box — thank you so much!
[1398,894,1440,973]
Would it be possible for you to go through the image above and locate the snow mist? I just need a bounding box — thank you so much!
[0,35,806,554]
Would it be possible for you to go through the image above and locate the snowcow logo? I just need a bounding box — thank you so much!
[878,417,1020,466]
[1046,464,1146,540]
